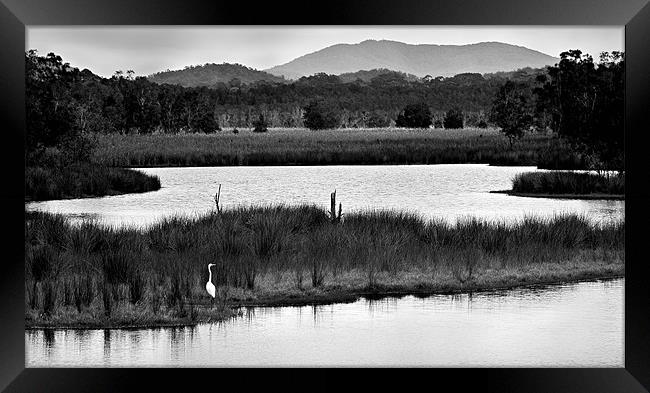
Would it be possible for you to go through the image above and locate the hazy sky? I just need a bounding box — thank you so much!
[27,26,624,77]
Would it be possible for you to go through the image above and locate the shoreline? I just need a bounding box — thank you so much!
[229,272,624,308]
[121,162,546,169]
[24,188,161,203]
[25,270,624,331]
[490,190,625,200]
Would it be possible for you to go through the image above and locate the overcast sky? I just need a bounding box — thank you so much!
[27,26,624,77]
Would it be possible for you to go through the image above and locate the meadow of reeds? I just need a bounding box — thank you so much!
[91,128,586,169]
[511,171,625,196]
[25,205,624,328]
[25,163,161,201]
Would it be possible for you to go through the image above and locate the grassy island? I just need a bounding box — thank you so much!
[25,163,161,201]
[25,205,624,329]
[494,171,624,200]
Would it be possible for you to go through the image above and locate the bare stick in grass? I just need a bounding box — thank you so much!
[329,190,343,223]
[215,184,222,214]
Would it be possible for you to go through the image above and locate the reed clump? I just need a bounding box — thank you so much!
[512,171,624,195]
[25,206,624,328]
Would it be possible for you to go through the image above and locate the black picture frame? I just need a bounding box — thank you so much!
[1,0,649,391]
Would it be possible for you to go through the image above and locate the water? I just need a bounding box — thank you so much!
[26,278,624,367]
[25,164,624,228]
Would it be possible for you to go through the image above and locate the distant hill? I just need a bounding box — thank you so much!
[148,63,286,87]
[337,68,420,83]
[266,40,558,79]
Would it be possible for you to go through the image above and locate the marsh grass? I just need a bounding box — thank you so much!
[102,282,113,317]
[25,163,161,201]
[42,281,57,317]
[512,171,625,195]
[28,245,55,282]
[101,250,133,285]
[129,272,145,305]
[91,128,586,169]
[25,206,624,327]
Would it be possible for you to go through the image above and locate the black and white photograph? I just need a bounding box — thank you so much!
[23,24,626,368]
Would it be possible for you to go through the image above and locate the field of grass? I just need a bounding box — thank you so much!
[25,163,161,201]
[91,128,587,169]
[510,171,625,197]
[25,205,624,328]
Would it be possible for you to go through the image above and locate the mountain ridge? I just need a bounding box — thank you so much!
[266,40,558,80]
[146,41,558,88]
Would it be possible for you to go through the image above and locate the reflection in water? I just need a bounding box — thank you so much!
[26,279,624,367]
[25,165,624,228]
[367,297,399,317]
[151,328,160,352]
[169,328,186,364]
[243,307,256,324]
[43,329,55,348]
[103,330,111,360]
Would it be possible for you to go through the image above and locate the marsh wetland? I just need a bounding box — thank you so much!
[25,162,625,366]
[23,30,626,369]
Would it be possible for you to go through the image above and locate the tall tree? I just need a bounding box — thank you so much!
[26,51,88,163]
[490,81,535,148]
[534,50,624,170]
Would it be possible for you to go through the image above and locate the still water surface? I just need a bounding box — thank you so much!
[26,279,623,367]
[25,164,624,227]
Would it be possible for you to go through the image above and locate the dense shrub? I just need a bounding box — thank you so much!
[191,102,220,133]
[252,114,268,133]
[443,108,464,129]
[303,100,341,130]
[395,103,432,128]
[366,111,392,128]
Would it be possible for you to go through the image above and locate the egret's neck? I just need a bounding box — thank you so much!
[208,265,213,282]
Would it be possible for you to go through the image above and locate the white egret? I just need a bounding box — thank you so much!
[206,263,216,298]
